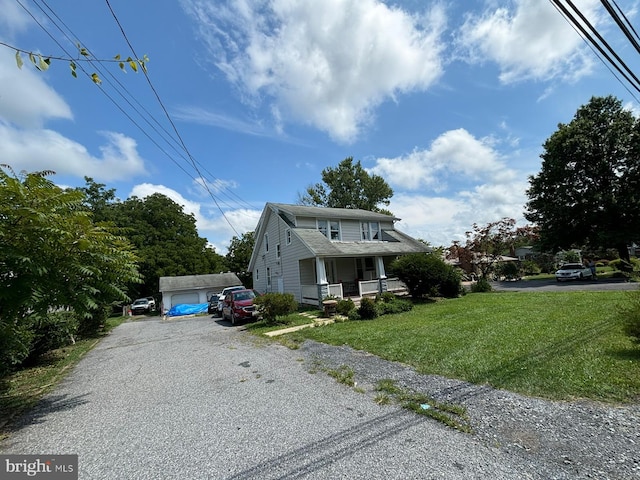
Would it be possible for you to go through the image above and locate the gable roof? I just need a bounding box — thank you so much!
[159,273,242,292]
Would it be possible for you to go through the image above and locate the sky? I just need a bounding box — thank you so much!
[1,0,639,254]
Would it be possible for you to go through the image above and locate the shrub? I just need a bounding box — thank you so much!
[357,297,379,320]
[609,258,640,272]
[29,311,80,359]
[498,261,521,280]
[521,260,541,275]
[254,293,298,325]
[336,298,355,316]
[347,309,361,321]
[378,298,413,314]
[471,277,492,293]
[376,291,397,303]
[438,268,463,298]
[391,253,462,299]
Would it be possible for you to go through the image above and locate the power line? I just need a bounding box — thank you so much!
[104,0,241,237]
[16,0,258,237]
[549,0,640,102]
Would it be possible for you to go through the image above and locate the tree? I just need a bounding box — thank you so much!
[451,219,537,279]
[0,167,140,373]
[77,177,118,223]
[107,193,227,298]
[299,157,393,213]
[525,95,640,263]
[226,232,255,287]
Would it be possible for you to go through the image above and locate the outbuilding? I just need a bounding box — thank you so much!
[159,273,243,312]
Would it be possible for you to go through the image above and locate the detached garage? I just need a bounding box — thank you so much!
[159,273,243,312]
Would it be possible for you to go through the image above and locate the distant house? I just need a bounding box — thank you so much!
[248,203,430,307]
[159,273,242,311]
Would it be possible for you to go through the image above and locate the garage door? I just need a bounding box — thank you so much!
[171,293,200,305]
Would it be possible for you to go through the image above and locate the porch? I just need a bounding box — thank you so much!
[300,277,407,306]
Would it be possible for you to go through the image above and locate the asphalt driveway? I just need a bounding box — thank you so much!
[1,316,553,479]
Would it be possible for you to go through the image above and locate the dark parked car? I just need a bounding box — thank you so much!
[221,289,259,325]
[208,294,220,315]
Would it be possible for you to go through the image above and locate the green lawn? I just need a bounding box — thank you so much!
[287,291,640,403]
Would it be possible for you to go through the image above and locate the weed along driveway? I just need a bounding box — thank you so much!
[2,316,638,479]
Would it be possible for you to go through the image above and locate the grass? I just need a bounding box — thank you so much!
[244,310,322,336]
[375,379,471,432]
[286,291,640,404]
[0,316,128,438]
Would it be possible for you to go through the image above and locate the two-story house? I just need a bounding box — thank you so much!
[248,203,431,307]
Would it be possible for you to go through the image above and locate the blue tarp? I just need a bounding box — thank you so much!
[167,303,208,317]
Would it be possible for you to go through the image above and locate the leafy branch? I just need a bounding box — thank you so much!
[1,41,148,85]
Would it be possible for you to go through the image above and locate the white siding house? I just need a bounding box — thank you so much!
[248,203,431,306]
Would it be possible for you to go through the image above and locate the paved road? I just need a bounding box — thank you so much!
[491,277,639,292]
[2,316,550,479]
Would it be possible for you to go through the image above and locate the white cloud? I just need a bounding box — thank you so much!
[0,50,72,128]
[181,0,447,142]
[0,124,147,180]
[390,177,529,248]
[456,0,600,83]
[369,128,504,190]
[375,127,531,247]
[0,0,33,35]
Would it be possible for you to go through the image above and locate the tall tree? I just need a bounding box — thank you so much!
[226,232,255,288]
[299,157,393,213]
[525,95,640,262]
[108,193,226,297]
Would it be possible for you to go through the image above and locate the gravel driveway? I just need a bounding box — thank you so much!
[1,316,639,479]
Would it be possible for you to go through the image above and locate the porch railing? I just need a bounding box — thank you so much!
[359,280,379,296]
[386,277,407,292]
[328,283,343,298]
[300,277,407,305]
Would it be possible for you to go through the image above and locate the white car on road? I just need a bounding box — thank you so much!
[555,263,593,282]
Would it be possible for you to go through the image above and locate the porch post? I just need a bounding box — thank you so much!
[376,256,388,293]
[316,257,329,307]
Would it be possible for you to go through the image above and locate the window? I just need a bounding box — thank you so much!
[256,269,259,280]
[329,220,340,240]
[267,267,271,288]
[286,229,291,245]
[276,243,281,259]
[370,222,380,240]
[317,219,328,237]
[318,219,340,240]
[264,233,269,253]
[361,222,380,240]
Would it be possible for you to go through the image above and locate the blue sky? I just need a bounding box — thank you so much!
[1,0,639,253]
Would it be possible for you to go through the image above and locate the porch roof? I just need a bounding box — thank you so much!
[293,227,430,257]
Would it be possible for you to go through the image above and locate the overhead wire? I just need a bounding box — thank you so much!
[549,0,640,102]
[104,0,241,236]
[17,0,257,236]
